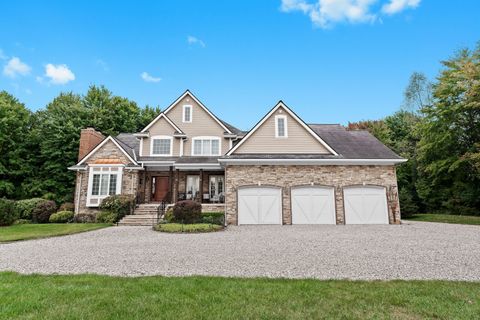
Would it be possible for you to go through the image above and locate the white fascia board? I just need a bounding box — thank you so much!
[141,113,184,134]
[218,158,408,165]
[163,90,233,134]
[174,163,223,170]
[77,136,137,166]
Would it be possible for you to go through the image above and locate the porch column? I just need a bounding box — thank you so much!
[174,169,179,203]
[199,169,203,203]
[142,170,147,203]
[169,166,173,203]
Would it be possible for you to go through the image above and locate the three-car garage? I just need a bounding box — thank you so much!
[237,185,390,225]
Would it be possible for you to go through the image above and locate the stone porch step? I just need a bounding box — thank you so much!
[118,214,158,226]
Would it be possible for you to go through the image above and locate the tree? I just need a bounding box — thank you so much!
[0,91,32,198]
[403,72,433,112]
[416,45,480,214]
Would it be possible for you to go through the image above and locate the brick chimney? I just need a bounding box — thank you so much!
[78,128,105,161]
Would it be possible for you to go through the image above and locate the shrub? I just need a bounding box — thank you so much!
[15,198,46,220]
[201,212,225,225]
[73,213,96,223]
[154,223,223,233]
[59,202,75,212]
[164,208,174,222]
[99,195,135,221]
[172,200,202,224]
[13,219,31,225]
[96,211,118,224]
[49,211,74,223]
[0,198,17,226]
[32,200,57,223]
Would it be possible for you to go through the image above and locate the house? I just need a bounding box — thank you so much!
[68,90,406,225]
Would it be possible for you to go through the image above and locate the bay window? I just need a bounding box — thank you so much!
[87,166,123,207]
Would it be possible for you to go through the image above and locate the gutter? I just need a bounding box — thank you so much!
[218,158,408,166]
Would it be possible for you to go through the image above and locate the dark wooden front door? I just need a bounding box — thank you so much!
[152,176,169,202]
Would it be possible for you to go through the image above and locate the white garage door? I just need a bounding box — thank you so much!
[238,187,282,225]
[344,186,389,224]
[291,187,336,224]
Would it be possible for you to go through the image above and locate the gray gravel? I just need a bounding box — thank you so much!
[1,221,479,280]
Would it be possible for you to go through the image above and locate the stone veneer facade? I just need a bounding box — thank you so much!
[74,140,139,215]
[224,165,401,225]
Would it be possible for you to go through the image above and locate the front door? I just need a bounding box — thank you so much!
[152,176,169,202]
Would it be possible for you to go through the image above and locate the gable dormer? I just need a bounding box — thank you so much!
[138,90,237,157]
[228,101,337,155]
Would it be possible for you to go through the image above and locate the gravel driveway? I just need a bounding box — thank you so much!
[1,221,479,280]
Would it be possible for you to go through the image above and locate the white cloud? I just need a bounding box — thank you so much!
[187,36,206,48]
[44,63,75,85]
[96,59,109,71]
[0,49,7,60]
[281,0,421,28]
[3,57,31,78]
[141,72,161,83]
[382,0,420,14]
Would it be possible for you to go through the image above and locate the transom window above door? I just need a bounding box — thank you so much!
[151,136,173,156]
[183,105,192,123]
[192,137,221,156]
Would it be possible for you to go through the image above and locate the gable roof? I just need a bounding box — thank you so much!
[226,101,338,156]
[140,112,184,134]
[162,90,233,134]
[77,136,138,165]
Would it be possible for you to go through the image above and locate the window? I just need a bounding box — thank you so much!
[275,115,288,138]
[87,166,122,207]
[209,176,225,202]
[150,136,173,156]
[192,137,221,156]
[183,105,192,123]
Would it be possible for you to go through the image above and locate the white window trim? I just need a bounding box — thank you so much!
[275,115,288,138]
[86,166,123,207]
[150,135,173,156]
[191,136,222,156]
[183,105,192,123]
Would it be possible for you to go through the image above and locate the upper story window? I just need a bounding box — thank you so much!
[275,115,288,138]
[151,135,173,156]
[183,105,192,123]
[192,137,221,156]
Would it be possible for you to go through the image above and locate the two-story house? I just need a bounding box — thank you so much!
[69,90,406,225]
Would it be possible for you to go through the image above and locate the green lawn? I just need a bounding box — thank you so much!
[0,273,478,319]
[404,213,480,225]
[0,223,111,243]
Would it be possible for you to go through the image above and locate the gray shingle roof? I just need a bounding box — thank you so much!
[309,124,402,159]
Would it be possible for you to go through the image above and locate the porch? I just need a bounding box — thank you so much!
[137,166,225,205]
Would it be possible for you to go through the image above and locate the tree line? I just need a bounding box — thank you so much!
[1,44,479,215]
[349,44,479,216]
[0,86,160,203]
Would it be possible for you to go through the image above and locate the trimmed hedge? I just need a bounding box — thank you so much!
[154,223,223,233]
[172,200,202,224]
[15,198,46,220]
[49,211,74,223]
[96,211,117,224]
[201,212,225,225]
[32,200,57,223]
[0,198,17,226]
[99,195,135,221]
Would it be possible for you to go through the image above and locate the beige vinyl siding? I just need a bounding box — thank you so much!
[234,106,331,154]
[166,95,230,155]
[142,117,180,156]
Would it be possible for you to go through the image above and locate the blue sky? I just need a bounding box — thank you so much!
[0,0,478,130]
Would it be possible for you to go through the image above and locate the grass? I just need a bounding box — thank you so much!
[0,272,478,319]
[154,223,223,233]
[0,223,111,243]
[404,213,480,225]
